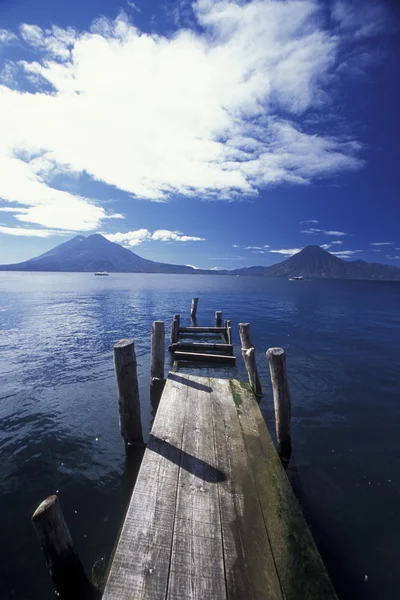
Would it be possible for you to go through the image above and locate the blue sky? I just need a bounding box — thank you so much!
[0,0,399,269]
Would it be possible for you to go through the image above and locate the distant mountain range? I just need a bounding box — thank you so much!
[0,235,399,281]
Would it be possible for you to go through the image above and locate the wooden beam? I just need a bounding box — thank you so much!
[266,347,292,466]
[171,316,180,344]
[32,496,98,599]
[151,321,165,380]
[238,323,262,397]
[179,326,226,334]
[215,311,222,327]
[190,297,199,320]
[243,348,260,404]
[169,342,233,354]
[114,339,143,447]
[174,351,236,365]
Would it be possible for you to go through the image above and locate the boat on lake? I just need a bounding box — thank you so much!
[94,272,109,276]
[289,275,304,280]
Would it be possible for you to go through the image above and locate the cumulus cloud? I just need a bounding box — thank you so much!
[104,229,205,246]
[370,242,393,246]
[0,0,374,231]
[269,248,302,256]
[0,29,17,44]
[302,228,347,236]
[320,243,331,250]
[331,0,389,40]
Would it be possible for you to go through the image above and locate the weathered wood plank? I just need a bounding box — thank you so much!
[151,321,165,381]
[174,351,236,365]
[266,347,292,465]
[167,376,226,600]
[102,376,188,600]
[169,342,234,354]
[114,339,143,447]
[179,326,227,334]
[210,378,283,600]
[230,380,338,600]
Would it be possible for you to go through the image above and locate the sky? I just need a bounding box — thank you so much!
[0,0,399,270]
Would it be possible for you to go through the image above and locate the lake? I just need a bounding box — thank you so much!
[1,272,399,600]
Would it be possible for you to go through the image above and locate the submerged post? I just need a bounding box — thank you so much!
[238,323,262,397]
[150,321,165,409]
[171,315,179,344]
[190,298,199,321]
[114,339,144,448]
[32,495,97,599]
[215,311,222,327]
[266,347,292,466]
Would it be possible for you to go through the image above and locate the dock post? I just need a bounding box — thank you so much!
[150,321,166,409]
[266,347,292,466]
[238,323,262,398]
[171,315,180,344]
[32,495,97,599]
[190,298,199,321]
[226,319,232,344]
[215,311,222,327]
[114,339,144,448]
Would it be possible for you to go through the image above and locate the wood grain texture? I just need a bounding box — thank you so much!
[167,376,226,600]
[179,327,226,334]
[215,311,223,327]
[32,495,97,599]
[231,380,338,600]
[266,348,291,463]
[174,351,236,365]
[171,318,180,344]
[114,339,143,447]
[103,376,188,600]
[210,379,283,600]
[238,324,262,397]
[151,322,165,380]
[243,348,259,403]
[169,342,234,355]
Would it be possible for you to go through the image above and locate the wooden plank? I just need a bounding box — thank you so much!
[174,351,236,365]
[169,342,234,354]
[230,380,338,600]
[167,375,226,600]
[102,376,188,600]
[210,378,283,600]
[179,327,227,334]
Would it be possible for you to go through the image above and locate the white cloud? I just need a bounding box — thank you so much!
[185,264,200,269]
[269,248,302,256]
[0,29,17,44]
[127,1,141,12]
[370,242,393,246]
[264,244,270,248]
[331,1,389,40]
[0,1,370,231]
[210,266,222,271]
[300,219,318,224]
[0,225,71,237]
[330,249,362,258]
[104,228,205,246]
[331,240,343,244]
[302,228,347,236]
[320,244,331,250]
[386,256,400,260]
[244,246,263,250]
[232,244,240,248]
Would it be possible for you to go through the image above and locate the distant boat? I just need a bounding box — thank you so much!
[94,272,109,276]
[289,275,304,281]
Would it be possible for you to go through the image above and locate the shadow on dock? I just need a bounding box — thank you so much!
[168,372,213,392]
[148,434,226,483]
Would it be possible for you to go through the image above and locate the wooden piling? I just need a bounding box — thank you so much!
[266,347,292,466]
[226,319,232,345]
[238,323,262,397]
[190,298,199,320]
[171,316,179,344]
[243,348,260,403]
[114,339,144,448]
[215,311,222,327]
[151,321,165,380]
[32,495,97,599]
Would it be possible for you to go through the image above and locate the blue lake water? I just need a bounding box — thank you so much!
[0,272,399,600]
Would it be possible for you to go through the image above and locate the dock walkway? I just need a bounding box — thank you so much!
[103,373,337,600]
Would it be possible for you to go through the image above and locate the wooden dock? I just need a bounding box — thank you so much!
[102,373,337,600]
[32,300,337,600]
